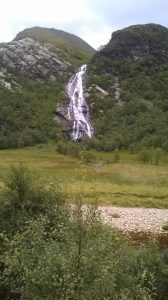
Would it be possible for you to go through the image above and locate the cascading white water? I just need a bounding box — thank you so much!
[66,64,93,141]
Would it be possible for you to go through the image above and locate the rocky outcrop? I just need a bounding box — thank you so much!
[54,102,70,129]
[108,24,168,62]
[90,24,168,76]
[0,38,71,82]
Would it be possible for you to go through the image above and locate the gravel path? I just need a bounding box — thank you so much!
[98,206,168,234]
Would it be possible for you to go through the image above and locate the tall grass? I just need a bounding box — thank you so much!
[0,146,168,208]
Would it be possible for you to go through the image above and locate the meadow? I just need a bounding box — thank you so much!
[0,144,168,208]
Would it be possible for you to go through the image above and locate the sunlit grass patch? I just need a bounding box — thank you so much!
[0,146,168,208]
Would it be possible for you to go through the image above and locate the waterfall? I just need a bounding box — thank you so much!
[66,64,93,141]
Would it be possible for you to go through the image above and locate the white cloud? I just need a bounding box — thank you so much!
[80,25,112,49]
[0,0,98,43]
[0,0,167,48]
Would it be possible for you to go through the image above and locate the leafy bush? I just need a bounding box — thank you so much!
[153,148,163,165]
[57,141,81,159]
[114,148,120,162]
[81,149,95,164]
[56,140,68,155]
[138,149,151,164]
[162,224,168,231]
[0,166,168,299]
[67,142,81,159]
[0,165,66,232]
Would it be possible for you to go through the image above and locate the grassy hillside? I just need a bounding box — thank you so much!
[87,24,168,152]
[14,26,95,67]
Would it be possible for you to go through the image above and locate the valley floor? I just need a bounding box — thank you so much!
[1,145,168,208]
[0,145,168,245]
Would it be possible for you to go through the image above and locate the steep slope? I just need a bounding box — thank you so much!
[86,24,168,152]
[91,23,168,68]
[0,38,70,83]
[0,23,95,149]
[14,27,95,67]
[0,76,66,149]
[0,27,95,149]
[0,35,72,149]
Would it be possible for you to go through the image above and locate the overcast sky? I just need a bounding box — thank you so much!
[0,0,168,49]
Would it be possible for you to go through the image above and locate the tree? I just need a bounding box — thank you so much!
[114,148,120,162]
[138,149,151,164]
[81,150,95,164]
[153,148,162,165]
[67,142,81,159]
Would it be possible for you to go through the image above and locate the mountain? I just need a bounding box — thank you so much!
[86,24,168,152]
[0,27,96,149]
[91,23,168,68]
[1,23,168,152]
[14,27,95,67]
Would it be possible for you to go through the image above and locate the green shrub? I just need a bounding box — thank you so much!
[56,140,68,155]
[0,166,168,300]
[0,165,66,233]
[162,224,168,231]
[138,149,151,164]
[153,148,163,165]
[81,150,95,164]
[57,141,81,159]
[114,148,120,162]
[67,142,81,159]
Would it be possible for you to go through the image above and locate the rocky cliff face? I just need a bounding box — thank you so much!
[105,24,168,61]
[13,26,95,68]
[0,37,71,86]
[90,24,168,74]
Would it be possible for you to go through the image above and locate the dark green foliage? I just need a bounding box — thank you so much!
[0,166,168,299]
[137,148,164,165]
[88,24,168,151]
[81,149,95,164]
[114,148,120,162]
[162,224,168,231]
[0,165,65,232]
[56,140,69,155]
[67,142,81,159]
[91,24,168,73]
[56,140,81,159]
[88,82,168,151]
[138,149,151,164]
[0,78,65,149]
[56,141,95,163]
[153,148,163,165]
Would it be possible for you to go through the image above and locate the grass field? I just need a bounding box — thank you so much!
[0,145,168,208]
